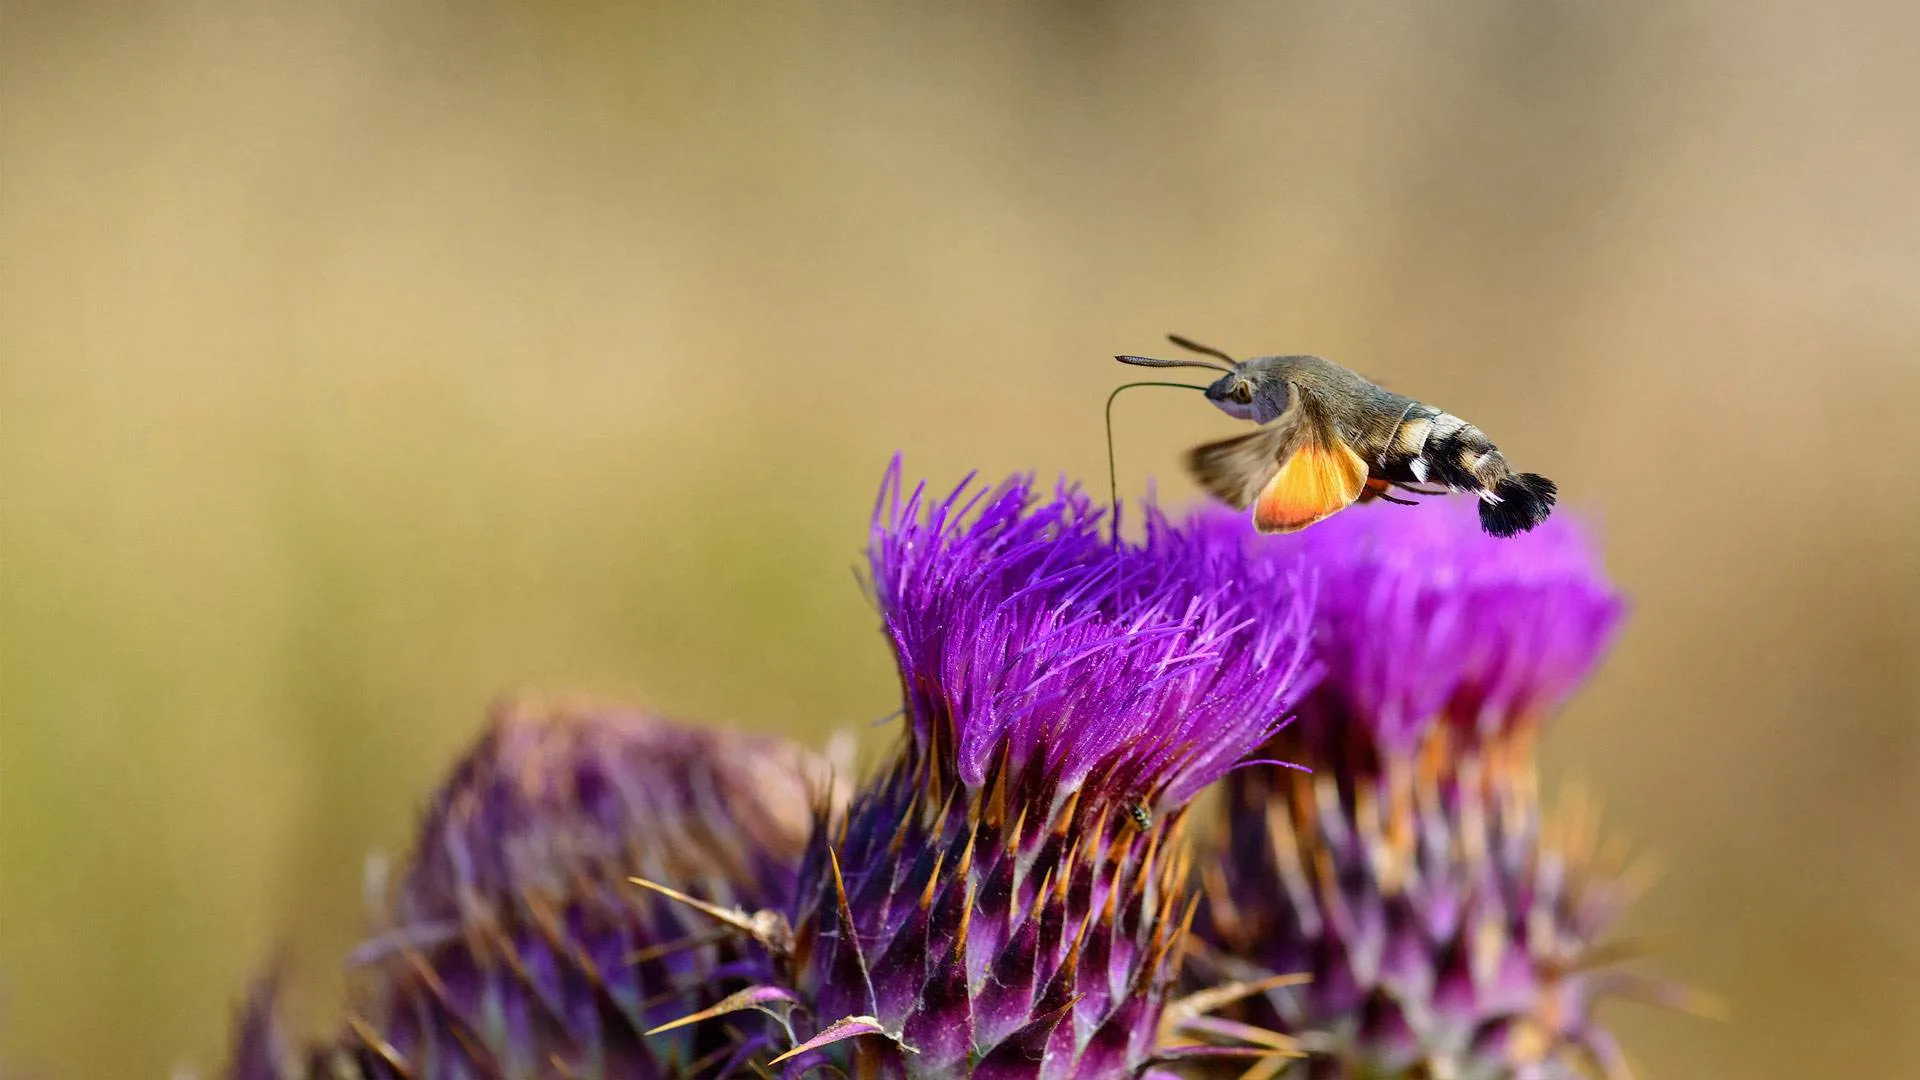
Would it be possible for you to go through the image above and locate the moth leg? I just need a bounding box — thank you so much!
[1358,475,1402,505]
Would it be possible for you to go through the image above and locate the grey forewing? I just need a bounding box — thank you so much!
[1258,355,1419,463]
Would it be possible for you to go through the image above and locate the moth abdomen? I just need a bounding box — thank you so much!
[1412,412,1558,535]
[1481,472,1558,537]
[1420,414,1506,490]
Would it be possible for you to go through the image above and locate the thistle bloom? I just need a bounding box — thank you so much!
[1200,500,1641,1079]
[228,698,834,1080]
[224,457,1672,1080]
[762,463,1316,1080]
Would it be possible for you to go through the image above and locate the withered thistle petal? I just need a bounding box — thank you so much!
[224,971,294,1080]
[778,462,1316,1080]
[398,698,825,925]
[229,698,835,1080]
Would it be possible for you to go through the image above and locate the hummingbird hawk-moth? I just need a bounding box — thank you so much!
[1115,335,1557,537]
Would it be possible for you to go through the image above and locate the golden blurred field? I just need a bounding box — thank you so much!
[3,2,1917,1076]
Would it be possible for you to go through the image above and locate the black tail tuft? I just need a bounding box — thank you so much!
[1479,472,1558,537]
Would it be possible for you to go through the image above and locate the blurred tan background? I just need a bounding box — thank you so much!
[3,1,1917,1076]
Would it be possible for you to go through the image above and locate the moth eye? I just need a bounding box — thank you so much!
[1231,383,1255,404]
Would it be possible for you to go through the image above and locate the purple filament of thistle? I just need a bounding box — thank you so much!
[1263,498,1623,754]
[868,458,1318,814]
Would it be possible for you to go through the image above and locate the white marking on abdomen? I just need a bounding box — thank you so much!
[1394,416,1432,454]
[1429,412,1467,441]
[1409,458,1428,482]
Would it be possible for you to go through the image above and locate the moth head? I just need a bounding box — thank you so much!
[1206,364,1290,424]
[1114,336,1289,424]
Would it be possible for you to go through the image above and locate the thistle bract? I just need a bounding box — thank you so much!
[228,699,832,1080]
[772,464,1315,1080]
[1201,501,1645,1079]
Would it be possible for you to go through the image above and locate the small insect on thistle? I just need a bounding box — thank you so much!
[1114,335,1557,537]
[1125,801,1154,831]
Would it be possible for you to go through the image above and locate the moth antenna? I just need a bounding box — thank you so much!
[1114,354,1233,374]
[1166,333,1239,366]
[1105,379,1209,544]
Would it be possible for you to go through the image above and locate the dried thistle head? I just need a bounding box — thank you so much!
[228,698,838,1080]
[395,696,828,925]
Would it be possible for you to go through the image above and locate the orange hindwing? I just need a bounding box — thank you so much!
[1252,431,1369,533]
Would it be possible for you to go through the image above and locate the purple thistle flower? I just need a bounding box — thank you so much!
[226,698,835,1080]
[760,462,1316,1080]
[1283,499,1623,757]
[1200,500,1653,1079]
